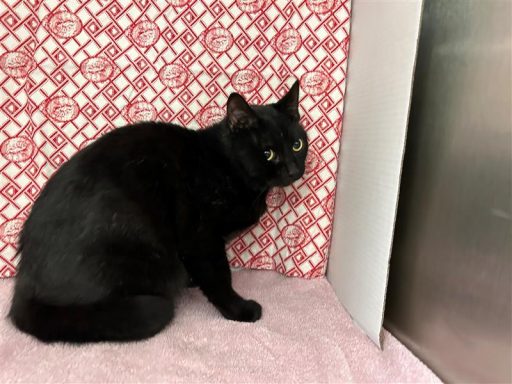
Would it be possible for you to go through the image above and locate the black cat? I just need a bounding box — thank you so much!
[8,80,308,343]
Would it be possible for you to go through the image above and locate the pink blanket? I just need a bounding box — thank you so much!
[0,270,440,383]
[0,0,351,279]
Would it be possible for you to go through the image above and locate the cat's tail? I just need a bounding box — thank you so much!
[9,291,174,343]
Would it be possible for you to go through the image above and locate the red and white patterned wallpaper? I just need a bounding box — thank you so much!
[0,0,351,279]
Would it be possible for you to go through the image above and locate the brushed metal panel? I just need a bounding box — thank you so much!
[384,1,512,383]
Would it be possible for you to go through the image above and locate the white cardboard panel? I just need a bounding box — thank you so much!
[327,0,423,346]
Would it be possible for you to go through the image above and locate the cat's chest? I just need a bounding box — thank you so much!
[205,186,267,233]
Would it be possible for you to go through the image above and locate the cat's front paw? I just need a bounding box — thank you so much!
[221,299,262,322]
[239,299,262,322]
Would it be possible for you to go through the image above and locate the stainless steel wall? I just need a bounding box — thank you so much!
[384,1,511,383]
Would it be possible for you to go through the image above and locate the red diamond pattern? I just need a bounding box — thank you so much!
[0,0,351,279]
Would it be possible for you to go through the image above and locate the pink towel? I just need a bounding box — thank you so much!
[0,270,440,383]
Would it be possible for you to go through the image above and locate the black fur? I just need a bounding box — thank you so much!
[9,81,308,343]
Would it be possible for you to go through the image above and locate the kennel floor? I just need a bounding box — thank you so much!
[0,270,439,383]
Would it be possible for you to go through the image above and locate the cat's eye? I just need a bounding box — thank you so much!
[264,149,275,161]
[292,139,303,152]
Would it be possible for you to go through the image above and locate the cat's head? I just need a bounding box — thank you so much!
[222,80,308,190]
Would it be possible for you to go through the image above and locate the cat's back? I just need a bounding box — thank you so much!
[54,121,195,187]
[20,122,195,252]
[17,122,194,285]
[77,121,193,166]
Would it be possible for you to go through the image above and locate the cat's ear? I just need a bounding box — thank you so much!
[274,80,300,121]
[226,93,257,131]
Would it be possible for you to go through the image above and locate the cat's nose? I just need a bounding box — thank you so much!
[287,164,301,179]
